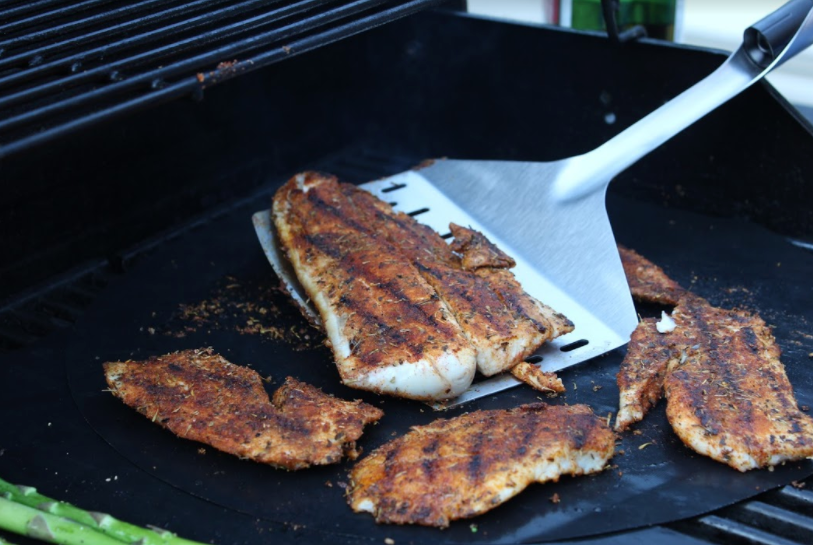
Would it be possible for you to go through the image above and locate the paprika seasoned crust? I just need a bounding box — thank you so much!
[347,403,615,528]
[664,296,813,472]
[103,348,383,470]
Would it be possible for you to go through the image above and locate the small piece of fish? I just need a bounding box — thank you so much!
[510,362,565,394]
[618,245,684,305]
[615,317,677,431]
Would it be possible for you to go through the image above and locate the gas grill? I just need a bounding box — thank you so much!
[2,2,813,544]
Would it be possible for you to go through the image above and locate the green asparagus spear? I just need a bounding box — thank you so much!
[0,478,205,545]
[0,479,97,528]
[0,497,124,545]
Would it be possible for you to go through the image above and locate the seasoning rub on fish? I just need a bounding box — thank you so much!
[272,172,573,400]
[103,348,383,470]
[664,296,813,472]
[347,403,614,527]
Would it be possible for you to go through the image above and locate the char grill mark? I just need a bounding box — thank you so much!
[347,403,615,527]
[304,232,457,367]
[103,348,383,470]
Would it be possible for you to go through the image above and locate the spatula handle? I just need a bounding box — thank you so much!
[554,0,813,202]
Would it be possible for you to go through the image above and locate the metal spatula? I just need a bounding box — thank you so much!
[254,0,813,408]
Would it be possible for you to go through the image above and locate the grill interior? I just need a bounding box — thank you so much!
[0,0,447,157]
[3,147,813,545]
[2,5,813,545]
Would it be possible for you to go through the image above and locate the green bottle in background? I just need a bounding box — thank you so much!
[570,0,678,41]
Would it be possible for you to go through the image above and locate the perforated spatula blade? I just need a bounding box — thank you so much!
[254,1,813,408]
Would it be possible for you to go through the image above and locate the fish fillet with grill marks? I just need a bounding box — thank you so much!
[103,348,383,470]
[273,173,477,400]
[336,183,573,377]
[664,296,813,471]
[347,403,615,527]
[273,172,572,400]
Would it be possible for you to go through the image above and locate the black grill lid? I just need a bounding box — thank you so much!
[0,0,447,159]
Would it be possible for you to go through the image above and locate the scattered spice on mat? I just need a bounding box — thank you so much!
[159,276,322,350]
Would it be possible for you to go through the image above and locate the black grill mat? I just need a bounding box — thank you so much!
[1,183,812,544]
[51,186,813,544]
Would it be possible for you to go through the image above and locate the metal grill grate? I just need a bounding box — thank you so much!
[0,0,445,159]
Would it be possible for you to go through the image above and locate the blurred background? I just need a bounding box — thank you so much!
[466,0,813,121]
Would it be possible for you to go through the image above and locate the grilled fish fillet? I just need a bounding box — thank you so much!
[510,362,565,394]
[273,173,477,400]
[344,186,572,376]
[664,296,813,471]
[273,173,572,398]
[347,403,614,527]
[618,245,684,305]
[103,348,383,469]
[615,317,678,431]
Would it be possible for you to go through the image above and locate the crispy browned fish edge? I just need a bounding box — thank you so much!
[618,244,685,306]
[510,362,566,394]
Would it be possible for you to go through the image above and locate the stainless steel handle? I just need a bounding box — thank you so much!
[553,0,813,202]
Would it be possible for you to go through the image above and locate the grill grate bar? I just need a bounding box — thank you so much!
[0,0,88,25]
[9,308,73,330]
[0,0,333,109]
[771,485,813,508]
[733,501,813,543]
[0,0,444,158]
[696,514,808,545]
[0,0,374,133]
[0,0,120,38]
[0,324,39,349]
[0,0,239,72]
[37,297,85,321]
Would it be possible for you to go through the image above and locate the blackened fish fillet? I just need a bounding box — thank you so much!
[664,296,813,471]
[347,403,614,527]
[103,348,383,469]
[510,362,566,393]
[273,172,572,400]
[273,173,477,400]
